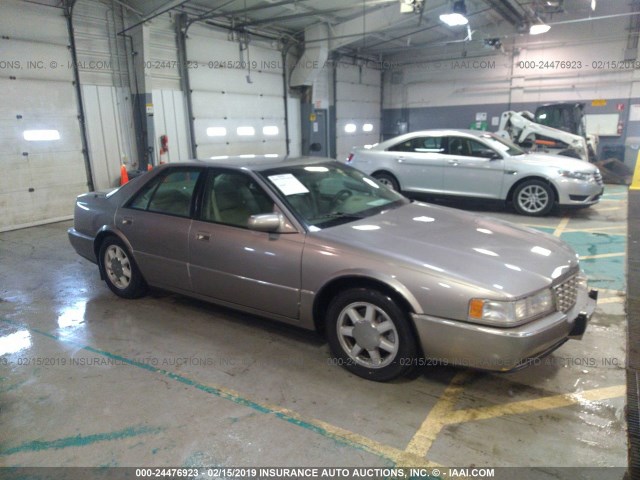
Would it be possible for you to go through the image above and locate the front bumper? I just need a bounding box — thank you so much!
[411,287,597,372]
[556,179,604,206]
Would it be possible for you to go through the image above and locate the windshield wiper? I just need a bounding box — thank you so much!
[315,211,366,220]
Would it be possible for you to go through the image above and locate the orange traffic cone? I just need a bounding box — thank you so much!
[120,164,129,185]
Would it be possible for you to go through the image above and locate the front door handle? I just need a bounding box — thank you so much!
[396,156,405,163]
[447,160,459,166]
[196,232,210,241]
[121,217,133,225]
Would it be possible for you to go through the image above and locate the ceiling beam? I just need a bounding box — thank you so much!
[484,0,524,26]
[328,0,449,50]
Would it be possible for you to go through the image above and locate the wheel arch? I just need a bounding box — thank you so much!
[312,275,423,354]
[506,175,559,203]
[93,227,136,280]
[371,170,401,189]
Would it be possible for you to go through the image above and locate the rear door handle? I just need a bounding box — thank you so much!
[447,160,459,166]
[396,156,405,163]
[196,232,210,241]
[121,217,133,225]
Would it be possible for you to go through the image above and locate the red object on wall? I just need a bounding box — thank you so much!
[160,134,169,154]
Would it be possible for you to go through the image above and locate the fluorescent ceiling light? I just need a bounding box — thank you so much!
[440,0,468,26]
[529,23,551,35]
[23,129,60,141]
[344,123,357,133]
[262,126,279,136]
[439,13,468,26]
[362,123,374,132]
[264,154,279,158]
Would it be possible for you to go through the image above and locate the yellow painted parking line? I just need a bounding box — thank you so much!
[580,252,625,260]
[443,385,625,425]
[553,217,570,237]
[596,206,627,212]
[404,371,473,458]
[597,288,626,296]
[631,150,640,190]
[263,401,440,468]
[598,296,625,305]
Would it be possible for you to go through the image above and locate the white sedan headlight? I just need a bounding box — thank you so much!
[558,170,593,181]
[468,289,555,327]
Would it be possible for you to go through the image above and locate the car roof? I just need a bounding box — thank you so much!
[152,156,336,172]
[374,129,496,149]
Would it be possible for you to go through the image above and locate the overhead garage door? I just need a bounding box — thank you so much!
[0,1,88,232]
[187,25,286,159]
[336,64,381,162]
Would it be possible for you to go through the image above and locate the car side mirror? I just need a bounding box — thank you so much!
[248,213,283,232]
[480,151,502,160]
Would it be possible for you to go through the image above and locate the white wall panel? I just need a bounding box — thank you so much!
[189,68,284,97]
[73,0,138,188]
[146,16,181,90]
[186,24,286,159]
[84,85,139,189]
[151,89,190,163]
[0,39,74,82]
[287,96,301,158]
[191,91,283,119]
[0,1,87,231]
[384,16,633,109]
[0,1,68,44]
[335,63,381,162]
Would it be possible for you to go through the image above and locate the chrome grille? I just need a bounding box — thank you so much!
[554,275,579,313]
[594,170,603,186]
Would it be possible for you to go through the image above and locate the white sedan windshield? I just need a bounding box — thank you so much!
[479,134,525,156]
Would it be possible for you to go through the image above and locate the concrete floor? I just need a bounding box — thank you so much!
[0,187,629,476]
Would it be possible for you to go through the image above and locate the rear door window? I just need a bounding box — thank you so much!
[127,169,202,217]
[388,136,445,153]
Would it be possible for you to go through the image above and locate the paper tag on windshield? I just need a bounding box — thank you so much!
[268,174,309,196]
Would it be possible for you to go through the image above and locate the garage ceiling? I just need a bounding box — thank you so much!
[111,0,638,60]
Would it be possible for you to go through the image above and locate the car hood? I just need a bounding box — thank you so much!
[506,152,596,172]
[313,202,579,299]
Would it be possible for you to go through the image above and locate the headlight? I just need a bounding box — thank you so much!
[559,170,592,181]
[468,289,555,326]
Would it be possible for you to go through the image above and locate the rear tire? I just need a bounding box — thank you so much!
[372,172,400,192]
[326,288,417,382]
[99,236,147,299]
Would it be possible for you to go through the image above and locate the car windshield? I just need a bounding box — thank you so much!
[260,162,408,229]
[478,133,525,156]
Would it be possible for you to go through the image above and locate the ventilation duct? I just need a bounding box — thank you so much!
[290,24,329,87]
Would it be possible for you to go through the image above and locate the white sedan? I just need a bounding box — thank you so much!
[347,129,604,216]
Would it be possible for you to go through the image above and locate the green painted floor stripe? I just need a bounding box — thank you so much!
[0,319,395,465]
[0,426,163,456]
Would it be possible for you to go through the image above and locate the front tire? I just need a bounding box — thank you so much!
[99,236,147,299]
[326,288,417,382]
[372,172,400,192]
[513,180,555,216]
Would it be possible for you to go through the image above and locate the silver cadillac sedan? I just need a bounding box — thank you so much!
[347,130,604,216]
[69,158,597,382]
